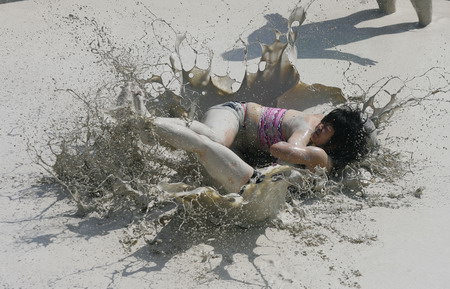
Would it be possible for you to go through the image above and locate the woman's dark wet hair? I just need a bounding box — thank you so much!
[321,106,369,170]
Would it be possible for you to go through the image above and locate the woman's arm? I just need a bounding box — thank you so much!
[269,141,331,171]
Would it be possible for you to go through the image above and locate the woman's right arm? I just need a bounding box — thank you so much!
[270,141,331,171]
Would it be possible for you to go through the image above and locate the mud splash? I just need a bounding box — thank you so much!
[37,5,450,241]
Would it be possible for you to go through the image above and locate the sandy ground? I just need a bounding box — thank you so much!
[1,0,450,288]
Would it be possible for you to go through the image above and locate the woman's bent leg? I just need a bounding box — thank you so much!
[200,107,241,147]
[155,107,240,148]
[197,140,254,193]
[154,118,253,193]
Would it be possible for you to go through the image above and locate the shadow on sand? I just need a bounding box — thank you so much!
[0,0,26,4]
[121,214,273,287]
[17,179,370,286]
[16,182,277,286]
[222,9,418,66]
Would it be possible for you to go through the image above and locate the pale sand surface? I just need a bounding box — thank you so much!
[1,0,450,288]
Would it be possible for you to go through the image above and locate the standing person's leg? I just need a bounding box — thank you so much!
[410,0,432,27]
[154,118,253,193]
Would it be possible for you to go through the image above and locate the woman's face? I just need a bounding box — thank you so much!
[311,122,335,147]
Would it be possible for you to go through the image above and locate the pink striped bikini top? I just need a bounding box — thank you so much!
[258,106,288,149]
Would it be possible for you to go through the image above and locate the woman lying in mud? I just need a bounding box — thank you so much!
[154,101,369,194]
